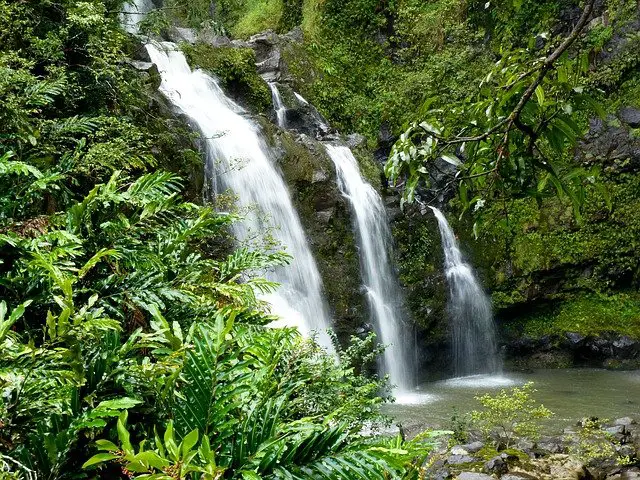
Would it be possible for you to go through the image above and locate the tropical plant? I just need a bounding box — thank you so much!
[385,0,605,226]
[470,382,553,448]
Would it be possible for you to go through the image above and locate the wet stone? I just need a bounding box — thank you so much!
[615,417,636,427]
[462,441,485,453]
[447,454,476,465]
[484,455,508,474]
[456,473,494,480]
[451,446,471,455]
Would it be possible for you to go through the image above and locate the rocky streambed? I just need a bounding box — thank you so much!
[427,416,639,480]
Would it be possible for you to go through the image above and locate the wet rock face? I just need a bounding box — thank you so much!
[269,129,366,336]
[166,26,232,47]
[271,83,331,139]
[503,331,640,370]
[229,28,304,83]
[578,112,640,174]
[619,107,640,129]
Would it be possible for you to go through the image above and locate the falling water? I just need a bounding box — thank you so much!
[325,145,414,392]
[293,92,308,105]
[120,0,154,34]
[268,83,287,128]
[429,207,501,376]
[146,42,334,350]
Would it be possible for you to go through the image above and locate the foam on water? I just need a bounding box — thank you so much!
[440,374,519,389]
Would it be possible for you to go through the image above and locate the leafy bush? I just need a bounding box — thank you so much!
[567,418,619,464]
[0,2,443,478]
[471,382,553,447]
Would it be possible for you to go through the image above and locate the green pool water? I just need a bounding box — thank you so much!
[385,369,640,434]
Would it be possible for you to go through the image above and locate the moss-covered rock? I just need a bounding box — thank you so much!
[181,43,273,113]
[263,124,367,337]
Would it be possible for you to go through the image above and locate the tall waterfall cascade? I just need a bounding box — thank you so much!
[325,145,414,392]
[146,42,334,351]
[430,207,501,376]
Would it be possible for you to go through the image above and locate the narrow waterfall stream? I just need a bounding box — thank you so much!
[146,43,334,350]
[268,83,287,128]
[325,145,414,392]
[430,207,501,376]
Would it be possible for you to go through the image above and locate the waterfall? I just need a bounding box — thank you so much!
[325,145,414,392]
[429,207,501,376]
[268,83,287,128]
[146,42,334,351]
[120,0,154,34]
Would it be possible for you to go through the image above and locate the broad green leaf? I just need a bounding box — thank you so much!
[181,429,199,455]
[96,439,119,451]
[535,85,545,106]
[82,453,118,468]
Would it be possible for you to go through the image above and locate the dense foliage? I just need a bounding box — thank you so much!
[0,0,442,477]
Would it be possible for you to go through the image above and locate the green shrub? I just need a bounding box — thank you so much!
[471,382,553,448]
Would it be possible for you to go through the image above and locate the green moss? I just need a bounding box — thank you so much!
[273,130,366,337]
[506,293,640,339]
[181,43,272,113]
[233,0,283,38]
[392,209,447,332]
[473,173,640,314]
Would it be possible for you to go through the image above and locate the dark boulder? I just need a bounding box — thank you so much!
[484,455,508,474]
[620,107,640,128]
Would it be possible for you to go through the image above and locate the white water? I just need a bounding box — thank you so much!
[120,0,154,34]
[146,42,334,351]
[429,207,501,376]
[293,92,308,105]
[325,145,414,391]
[268,83,287,128]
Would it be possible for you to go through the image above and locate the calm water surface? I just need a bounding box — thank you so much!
[386,369,640,434]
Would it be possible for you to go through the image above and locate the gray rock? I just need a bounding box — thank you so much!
[613,336,639,357]
[615,417,636,427]
[345,133,366,149]
[311,170,328,183]
[578,117,640,174]
[450,446,470,456]
[434,468,451,480]
[244,31,282,82]
[462,441,485,453]
[196,29,231,47]
[605,425,626,436]
[167,26,198,44]
[536,438,564,455]
[620,107,640,128]
[565,332,586,348]
[456,473,494,480]
[447,454,475,465]
[622,469,640,479]
[315,209,334,225]
[128,59,152,70]
[617,444,636,458]
[484,455,508,474]
[502,474,539,480]
[610,470,640,480]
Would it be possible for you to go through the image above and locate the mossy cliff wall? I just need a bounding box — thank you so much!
[156,38,367,336]
[154,0,640,367]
